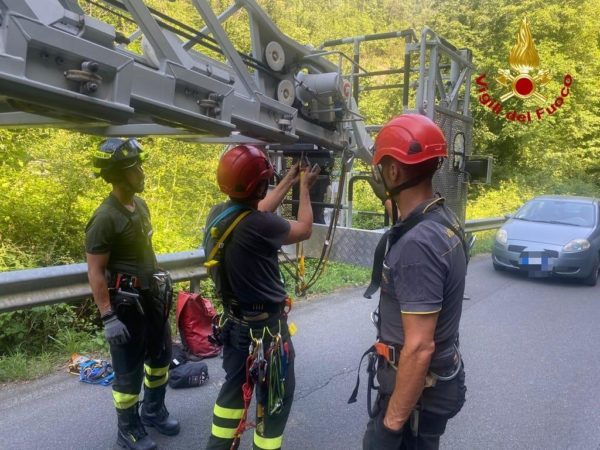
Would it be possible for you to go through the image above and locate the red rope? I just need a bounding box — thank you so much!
[230,354,256,450]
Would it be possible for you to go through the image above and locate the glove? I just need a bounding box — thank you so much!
[102,313,131,346]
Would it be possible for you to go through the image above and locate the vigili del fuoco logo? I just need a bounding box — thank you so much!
[476,18,573,123]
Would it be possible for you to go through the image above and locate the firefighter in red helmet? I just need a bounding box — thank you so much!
[359,114,468,449]
[205,145,320,450]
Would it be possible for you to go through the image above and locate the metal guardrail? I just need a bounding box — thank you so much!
[0,217,506,313]
[0,250,206,314]
[464,217,506,233]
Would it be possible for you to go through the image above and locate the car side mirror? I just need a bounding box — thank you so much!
[504,213,513,220]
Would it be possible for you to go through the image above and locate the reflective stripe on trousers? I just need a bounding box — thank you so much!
[144,364,169,388]
[113,391,139,410]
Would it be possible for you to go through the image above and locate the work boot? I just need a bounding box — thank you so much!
[140,386,180,436]
[116,404,157,450]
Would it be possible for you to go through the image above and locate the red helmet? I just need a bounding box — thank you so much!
[373,114,447,165]
[217,145,274,199]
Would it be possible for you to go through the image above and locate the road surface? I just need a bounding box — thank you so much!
[1,255,599,449]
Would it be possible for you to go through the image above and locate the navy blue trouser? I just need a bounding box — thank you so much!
[363,363,466,450]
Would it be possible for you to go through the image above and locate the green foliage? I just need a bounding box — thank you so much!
[49,328,107,356]
[0,300,108,381]
[283,258,370,297]
[0,305,77,354]
[0,351,57,383]
[471,231,496,256]
[467,180,536,219]
[0,239,36,270]
[0,129,101,268]
[142,139,224,253]
[352,212,386,230]
[0,300,104,356]
[467,175,598,220]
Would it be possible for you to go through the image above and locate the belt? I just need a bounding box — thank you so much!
[224,298,291,320]
[225,308,284,325]
[113,273,141,289]
[347,341,462,411]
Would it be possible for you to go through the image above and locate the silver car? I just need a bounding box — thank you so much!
[492,195,600,286]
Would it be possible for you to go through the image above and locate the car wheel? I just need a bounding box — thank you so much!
[582,255,599,287]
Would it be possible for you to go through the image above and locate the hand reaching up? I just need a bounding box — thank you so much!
[301,164,321,190]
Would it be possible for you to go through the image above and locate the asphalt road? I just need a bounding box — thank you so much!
[1,254,599,450]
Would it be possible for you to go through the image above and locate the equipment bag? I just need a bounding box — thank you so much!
[176,291,221,358]
[169,361,209,389]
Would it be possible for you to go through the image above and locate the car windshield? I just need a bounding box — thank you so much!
[514,199,596,227]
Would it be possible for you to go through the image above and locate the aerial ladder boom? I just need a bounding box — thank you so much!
[0,0,367,152]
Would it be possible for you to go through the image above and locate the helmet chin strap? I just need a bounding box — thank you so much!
[386,172,431,198]
[253,180,269,200]
[382,157,442,199]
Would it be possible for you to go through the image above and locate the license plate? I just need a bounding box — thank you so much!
[519,251,553,272]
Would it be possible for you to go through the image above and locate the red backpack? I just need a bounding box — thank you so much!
[175,291,221,358]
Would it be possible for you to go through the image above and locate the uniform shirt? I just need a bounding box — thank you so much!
[379,198,466,367]
[85,193,157,284]
[223,208,290,305]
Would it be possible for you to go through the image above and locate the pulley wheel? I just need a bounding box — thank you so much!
[277,79,295,106]
[265,41,285,72]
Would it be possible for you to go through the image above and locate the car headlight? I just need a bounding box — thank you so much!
[496,229,508,245]
[563,239,591,253]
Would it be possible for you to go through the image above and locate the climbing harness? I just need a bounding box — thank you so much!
[230,321,290,450]
[364,197,469,299]
[348,340,462,421]
[79,359,115,386]
[204,209,252,269]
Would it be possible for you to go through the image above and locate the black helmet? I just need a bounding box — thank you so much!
[93,138,147,182]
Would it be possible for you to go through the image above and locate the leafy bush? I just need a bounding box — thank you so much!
[0,305,76,355]
[0,299,104,356]
[467,180,536,219]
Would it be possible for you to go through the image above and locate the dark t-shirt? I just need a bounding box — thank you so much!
[214,205,290,305]
[85,193,157,284]
[379,198,466,365]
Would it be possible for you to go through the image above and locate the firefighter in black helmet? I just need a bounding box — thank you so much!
[85,138,179,450]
